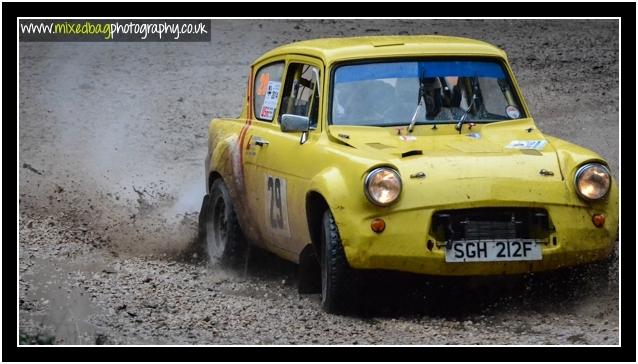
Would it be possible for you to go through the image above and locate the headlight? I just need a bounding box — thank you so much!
[574,163,611,201]
[364,167,402,206]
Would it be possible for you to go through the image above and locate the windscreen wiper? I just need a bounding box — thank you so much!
[456,77,481,134]
[408,76,427,133]
[455,93,476,134]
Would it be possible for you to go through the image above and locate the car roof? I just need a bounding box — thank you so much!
[252,35,508,65]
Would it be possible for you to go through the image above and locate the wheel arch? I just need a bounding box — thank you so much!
[208,171,223,193]
[302,165,358,262]
[305,191,330,256]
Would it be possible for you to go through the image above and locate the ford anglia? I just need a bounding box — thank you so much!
[199,35,619,313]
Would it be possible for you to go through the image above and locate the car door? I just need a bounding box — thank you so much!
[242,59,286,251]
[243,55,324,258]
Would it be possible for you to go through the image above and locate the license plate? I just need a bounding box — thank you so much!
[445,240,542,263]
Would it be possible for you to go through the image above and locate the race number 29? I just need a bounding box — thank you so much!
[265,175,290,237]
[267,177,283,228]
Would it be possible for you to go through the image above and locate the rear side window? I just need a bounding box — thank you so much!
[253,62,284,121]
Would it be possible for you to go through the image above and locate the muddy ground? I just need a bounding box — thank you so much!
[18,19,620,345]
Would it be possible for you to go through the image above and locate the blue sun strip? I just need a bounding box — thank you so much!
[335,61,506,83]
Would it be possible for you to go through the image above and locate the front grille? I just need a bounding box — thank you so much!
[430,208,551,242]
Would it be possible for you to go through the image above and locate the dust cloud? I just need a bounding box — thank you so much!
[18,41,223,256]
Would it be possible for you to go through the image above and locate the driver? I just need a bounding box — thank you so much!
[422,77,465,121]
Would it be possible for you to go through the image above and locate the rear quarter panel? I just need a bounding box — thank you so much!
[206,117,263,243]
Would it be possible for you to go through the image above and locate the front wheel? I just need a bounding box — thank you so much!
[199,179,246,266]
[320,210,359,314]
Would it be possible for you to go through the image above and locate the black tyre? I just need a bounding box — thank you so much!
[320,210,358,313]
[199,179,245,266]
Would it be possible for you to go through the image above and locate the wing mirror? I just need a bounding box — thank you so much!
[280,114,310,132]
[280,114,311,145]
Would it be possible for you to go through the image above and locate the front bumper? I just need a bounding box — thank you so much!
[337,201,618,276]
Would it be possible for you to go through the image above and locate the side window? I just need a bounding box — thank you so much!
[281,63,320,128]
[253,62,284,122]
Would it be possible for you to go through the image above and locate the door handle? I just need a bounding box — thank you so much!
[254,137,269,147]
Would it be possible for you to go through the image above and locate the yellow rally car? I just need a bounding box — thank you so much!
[199,35,619,313]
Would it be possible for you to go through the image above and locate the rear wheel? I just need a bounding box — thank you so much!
[320,210,359,314]
[199,179,245,266]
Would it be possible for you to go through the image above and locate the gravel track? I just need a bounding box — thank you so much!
[19,19,619,345]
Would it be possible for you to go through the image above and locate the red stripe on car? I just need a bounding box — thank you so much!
[237,67,254,191]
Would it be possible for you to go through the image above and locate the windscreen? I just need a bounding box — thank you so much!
[331,60,525,126]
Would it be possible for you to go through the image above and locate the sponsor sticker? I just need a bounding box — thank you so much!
[505,140,547,150]
[259,81,280,120]
[259,105,274,119]
[506,105,521,119]
[256,73,270,96]
[399,135,417,141]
